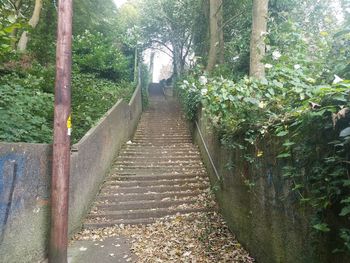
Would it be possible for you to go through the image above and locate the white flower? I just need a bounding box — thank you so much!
[259,101,266,109]
[272,50,281,60]
[294,64,301,70]
[302,37,309,43]
[199,76,208,85]
[232,56,240,61]
[333,75,344,84]
[264,63,273,69]
[201,88,208,96]
[306,77,316,84]
[258,101,266,109]
[183,80,189,85]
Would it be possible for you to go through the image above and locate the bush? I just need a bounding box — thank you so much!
[0,71,135,144]
[73,30,131,81]
[178,69,350,252]
[0,74,54,143]
[71,72,135,143]
[139,63,150,109]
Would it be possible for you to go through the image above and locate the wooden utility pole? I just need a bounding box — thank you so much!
[49,0,73,262]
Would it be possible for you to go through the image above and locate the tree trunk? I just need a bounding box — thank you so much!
[10,0,22,49]
[218,1,224,64]
[149,51,155,82]
[249,0,269,79]
[206,0,223,72]
[134,47,138,82]
[17,0,43,51]
[172,42,183,78]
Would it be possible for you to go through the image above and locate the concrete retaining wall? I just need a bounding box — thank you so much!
[193,108,349,263]
[0,84,142,262]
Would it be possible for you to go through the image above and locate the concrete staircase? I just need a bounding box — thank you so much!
[83,92,210,229]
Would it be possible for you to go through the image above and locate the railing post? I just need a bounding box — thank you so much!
[49,0,73,262]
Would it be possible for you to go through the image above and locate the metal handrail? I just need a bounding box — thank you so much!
[195,120,221,181]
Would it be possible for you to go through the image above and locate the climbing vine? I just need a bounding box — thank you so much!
[177,67,350,252]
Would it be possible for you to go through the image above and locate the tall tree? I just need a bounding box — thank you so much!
[206,0,223,72]
[138,0,201,77]
[218,0,224,64]
[192,0,210,60]
[17,0,42,51]
[249,0,269,78]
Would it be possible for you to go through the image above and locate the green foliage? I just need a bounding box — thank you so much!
[222,0,252,77]
[178,69,350,252]
[0,70,135,144]
[73,30,131,81]
[0,0,139,145]
[0,74,54,143]
[71,72,135,143]
[325,29,350,81]
[27,0,57,65]
[73,0,117,36]
[0,4,25,61]
[177,0,350,253]
[139,63,151,109]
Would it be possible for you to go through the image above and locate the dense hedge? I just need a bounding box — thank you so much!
[0,70,135,144]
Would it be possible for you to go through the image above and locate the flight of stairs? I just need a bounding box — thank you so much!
[83,93,210,228]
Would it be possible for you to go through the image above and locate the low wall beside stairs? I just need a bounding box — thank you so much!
[192,108,350,263]
[0,84,142,263]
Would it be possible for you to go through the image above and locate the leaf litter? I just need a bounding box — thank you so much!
[73,190,254,262]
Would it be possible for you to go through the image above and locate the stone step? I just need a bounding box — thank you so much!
[82,96,212,229]
[123,142,196,148]
[104,178,208,187]
[133,138,192,142]
[97,190,203,202]
[123,146,198,151]
[84,218,158,228]
[101,184,207,195]
[109,174,206,181]
[134,132,190,136]
[94,199,198,211]
[122,150,197,153]
[131,140,193,144]
[113,167,205,172]
[119,151,200,156]
[114,160,203,166]
[113,168,206,175]
[136,127,188,131]
[83,213,199,229]
[87,207,207,221]
[116,156,201,161]
[123,143,197,148]
[137,122,187,125]
[134,133,191,137]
